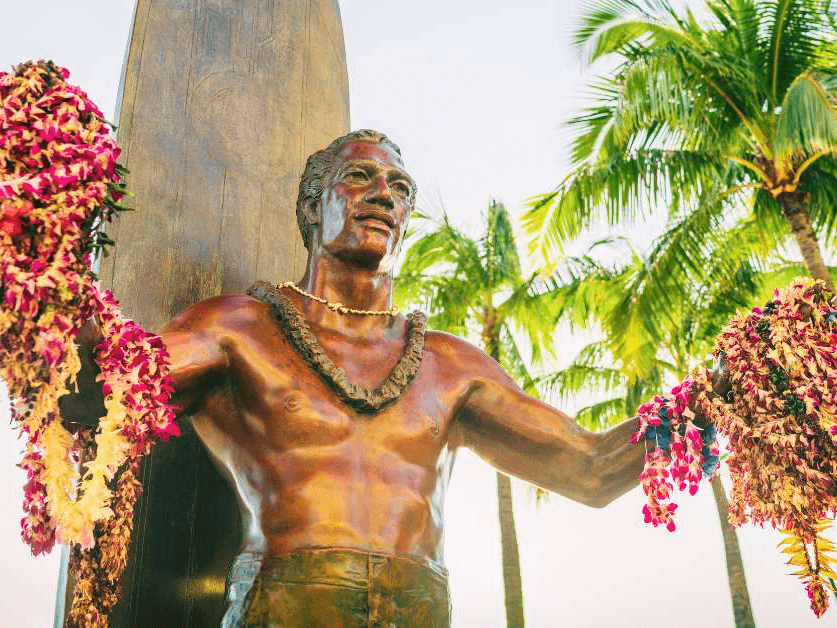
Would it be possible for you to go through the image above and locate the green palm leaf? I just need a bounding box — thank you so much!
[763,0,834,107]
[575,397,632,431]
[774,72,837,163]
[524,149,723,261]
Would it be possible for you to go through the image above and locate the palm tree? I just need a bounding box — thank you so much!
[538,236,774,627]
[395,201,558,628]
[526,0,837,291]
[523,4,837,622]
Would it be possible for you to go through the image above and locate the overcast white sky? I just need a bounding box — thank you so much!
[0,1,833,627]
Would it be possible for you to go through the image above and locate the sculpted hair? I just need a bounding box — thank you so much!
[295,129,417,249]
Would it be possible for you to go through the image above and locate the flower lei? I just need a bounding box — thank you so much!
[1,60,178,627]
[631,376,719,532]
[633,277,837,616]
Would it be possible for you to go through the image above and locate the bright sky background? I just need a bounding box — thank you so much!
[1,1,834,627]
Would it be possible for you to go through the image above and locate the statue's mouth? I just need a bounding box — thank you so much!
[355,210,396,229]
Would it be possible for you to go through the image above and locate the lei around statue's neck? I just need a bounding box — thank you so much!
[247,281,426,414]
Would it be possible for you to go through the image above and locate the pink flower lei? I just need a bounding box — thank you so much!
[633,278,837,617]
[0,61,178,627]
[632,376,719,532]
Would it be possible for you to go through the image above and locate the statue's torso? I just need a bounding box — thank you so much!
[185,297,468,566]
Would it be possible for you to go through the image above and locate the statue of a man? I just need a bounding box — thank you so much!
[66,129,651,627]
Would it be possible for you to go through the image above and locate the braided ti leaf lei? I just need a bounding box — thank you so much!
[633,278,837,617]
[0,61,178,627]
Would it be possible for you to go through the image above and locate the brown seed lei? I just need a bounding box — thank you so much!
[66,460,143,628]
[248,281,426,414]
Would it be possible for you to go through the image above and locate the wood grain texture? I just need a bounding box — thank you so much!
[65,2,350,626]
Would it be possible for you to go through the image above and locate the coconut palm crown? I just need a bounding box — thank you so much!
[526,0,837,291]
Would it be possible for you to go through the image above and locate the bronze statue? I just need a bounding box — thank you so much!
[63,129,653,627]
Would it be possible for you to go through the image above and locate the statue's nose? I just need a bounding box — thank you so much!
[365,176,394,208]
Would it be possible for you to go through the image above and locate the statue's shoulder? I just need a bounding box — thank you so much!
[423,330,514,388]
[423,329,494,367]
[167,289,271,332]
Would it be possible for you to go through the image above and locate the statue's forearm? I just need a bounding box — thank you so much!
[458,378,648,508]
[519,413,648,508]
[583,416,647,507]
[473,410,647,508]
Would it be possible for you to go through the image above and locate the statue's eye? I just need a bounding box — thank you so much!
[345,170,368,182]
[391,181,411,198]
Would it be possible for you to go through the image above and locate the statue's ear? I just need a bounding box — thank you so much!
[301,197,320,227]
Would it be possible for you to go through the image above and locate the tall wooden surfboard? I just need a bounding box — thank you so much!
[58,1,350,625]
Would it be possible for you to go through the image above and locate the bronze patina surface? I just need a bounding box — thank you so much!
[156,132,651,622]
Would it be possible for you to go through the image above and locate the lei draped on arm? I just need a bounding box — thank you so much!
[633,278,837,617]
[0,60,178,628]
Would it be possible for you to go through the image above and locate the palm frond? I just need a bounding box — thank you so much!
[607,46,738,153]
[483,201,521,286]
[575,397,631,431]
[762,0,835,108]
[499,322,539,396]
[539,265,617,330]
[395,272,474,334]
[397,214,487,289]
[574,0,692,63]
[537,363,627,404]
[524,149,723,263]
[706,0,762,89]
[497,274,562,364]
[567,82,620,163]
[774,72,837,164]
[600,193,731,376]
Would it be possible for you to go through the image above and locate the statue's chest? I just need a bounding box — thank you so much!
[228,331,449,459]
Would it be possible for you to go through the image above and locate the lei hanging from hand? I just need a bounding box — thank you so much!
[633,277,837,617]
[0,61,179,628]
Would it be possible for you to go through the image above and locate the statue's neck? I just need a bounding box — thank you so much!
[295,252,398,337]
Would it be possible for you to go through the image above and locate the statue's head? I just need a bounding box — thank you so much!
[295,129,417,251]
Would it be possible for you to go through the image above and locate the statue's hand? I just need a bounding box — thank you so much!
[689,353,730,430]
[58,318,106,431]
[710,352,731,400]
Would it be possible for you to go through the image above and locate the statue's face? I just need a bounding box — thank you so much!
[314,140,414,271]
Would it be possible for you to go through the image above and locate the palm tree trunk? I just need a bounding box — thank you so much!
[496,471,525,628]
[711,475,755,628]
[482,309,525,628]
[779,192,834,292]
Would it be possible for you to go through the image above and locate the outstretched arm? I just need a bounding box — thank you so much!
[453,344,728,508]
[455,367,646,508]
